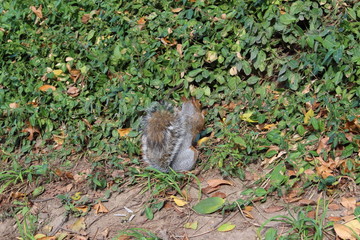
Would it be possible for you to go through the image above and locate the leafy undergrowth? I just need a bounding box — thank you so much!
[1,0,359,239]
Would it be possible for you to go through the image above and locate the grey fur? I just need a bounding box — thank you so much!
[141,101,202,172]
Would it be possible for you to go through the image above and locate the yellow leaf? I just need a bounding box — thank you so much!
[217,223,236,232]
[170,196,188,207]
[71,217,86,232]
[229,66,237,76]
[304,109,314,124]
[240,112,257,123]
[184,221,198,230]
[117,128,132,137]
[263,123,277,130]
[197,137,209,146]
[53,69,63,76]
[71,192,81,201]
[39,85,56,92]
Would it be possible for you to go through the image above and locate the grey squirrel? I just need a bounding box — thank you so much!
[141,98,205,172]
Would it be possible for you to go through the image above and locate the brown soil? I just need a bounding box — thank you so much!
[0,163,357,240]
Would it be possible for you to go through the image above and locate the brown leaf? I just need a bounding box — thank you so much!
[81,14,91,24]
[75,206,88,213]
[9,102,20,109]
[307,210,316,219]
[207,179,233,187]
[340,197,356,211]
[334,222,358,240]
[264,205,284,213]
[243,210,254,219]
[328,216,342,222]
[22,125,40,141]
[316,136,330,154]
[201,185,220,194]
[328,203,341,210]
[211,192,226,199]
[345,118,360,134]
[176,44,183,57]
[137,17,146,25]
[298,199,316,206]
[93,202,109,214]
[30,5,43,19]
[67,86,80,97]
[39,84,56,92]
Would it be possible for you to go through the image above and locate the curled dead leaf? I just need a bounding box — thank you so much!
[22,125,40,141]
[211,192,226,199]
[207,179,234,188]
[201,185,220,194]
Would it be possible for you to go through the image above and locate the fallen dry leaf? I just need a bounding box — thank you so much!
[328,216,342,222]
[298,199,316,206]
[176,44,183,57]
[71,217,86,232]
[211,192,226,199]
[67,86,80,97]
[9,102,19,109]
[201,185,220,194]
[75,206,88,213]
[264,205,284,213]
[334,222,359,240]
[171,8,183,13]
[22,125,40,141]
[316,136,330,154]
[207,179,233,187]
[93,202,109,214]
[117,128,131,137]
[340,197,356,211]
[39,85,56,92]
[81,14,91,24]
[137,17,146,25]
[328,203,341,210]
[170,195,188,207]
[30,5,43,18]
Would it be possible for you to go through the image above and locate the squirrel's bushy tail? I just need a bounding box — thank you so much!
[141,102,185,172]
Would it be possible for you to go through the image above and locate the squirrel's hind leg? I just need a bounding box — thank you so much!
[170,146,198,172]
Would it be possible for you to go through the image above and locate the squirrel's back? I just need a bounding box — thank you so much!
[141,102,185,172]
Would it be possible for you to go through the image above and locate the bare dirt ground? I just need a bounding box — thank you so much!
[0,162,357,240]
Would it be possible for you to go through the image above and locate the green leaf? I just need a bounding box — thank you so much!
[188,69,203,77]
[247,76,259,85]
[145,206,154,220]
[254,188,267,197]
[184,221,198,230]
[296,125,306,136]
[193,197,225,214]
[233,137,247,147]
[217,223,236,232]
[279,14,296,25]
[32,186,45,197]
[265,228,278,240]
